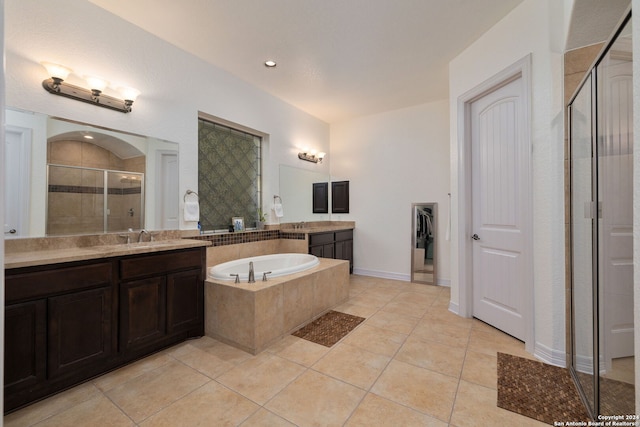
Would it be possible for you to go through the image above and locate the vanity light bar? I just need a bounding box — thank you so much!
[298,152,326,163]
[42,78,137,113]
[41,63,139,113]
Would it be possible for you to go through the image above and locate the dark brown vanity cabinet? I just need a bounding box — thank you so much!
[4,246,205,413]
[5,261,116,411]
[308,229,353,273]
[308,232,335,258]
[5,301,46,398]
[119,249,204,356]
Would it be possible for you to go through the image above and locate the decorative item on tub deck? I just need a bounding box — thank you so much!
[183,190,200,222]
[232,217,244,232]
[256,208,266,230]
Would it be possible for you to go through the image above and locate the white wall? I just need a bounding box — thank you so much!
[449,0,567,364]
[4,0,330,230]
[330,100,451,284]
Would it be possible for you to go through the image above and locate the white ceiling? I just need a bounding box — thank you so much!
[89,0,524,123]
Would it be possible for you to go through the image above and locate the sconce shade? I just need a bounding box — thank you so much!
[41,62,72,81]
[42,63,139,113]
[119,86,141,102]
[84,76,108,92]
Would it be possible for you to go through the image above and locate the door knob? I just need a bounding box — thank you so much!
[5,229,16,234]
[471,234,480,240]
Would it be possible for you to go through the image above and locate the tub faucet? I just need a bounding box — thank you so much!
[138,229,149,242]
[248,261,255,283]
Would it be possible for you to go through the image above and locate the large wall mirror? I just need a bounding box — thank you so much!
[278,164,330,222]
[278,165,353,223]
[4,108,180,238]
[411,203,436,284]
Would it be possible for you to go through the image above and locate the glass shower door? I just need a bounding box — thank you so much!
[596,17,634,416]
[570,72,597,417]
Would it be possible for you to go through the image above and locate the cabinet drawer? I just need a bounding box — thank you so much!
[6,262,113,303]
[309,232,334,245]
[120,249,203,280]
[335,230,353,241]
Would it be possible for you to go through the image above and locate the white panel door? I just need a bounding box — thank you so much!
[4,126,31,238]
[471,76,528,340]
[600,60,634,362]
[158,152,179,230]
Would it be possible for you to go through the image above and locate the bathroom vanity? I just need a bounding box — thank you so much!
[308,229,353,273]
[4,240,208,413]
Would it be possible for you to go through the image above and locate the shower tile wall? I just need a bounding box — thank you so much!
[47,140,145,235]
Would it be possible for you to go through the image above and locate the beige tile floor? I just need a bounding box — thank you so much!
[4,275,548,427]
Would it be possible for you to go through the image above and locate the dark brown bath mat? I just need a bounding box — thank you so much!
[497,352,590,424]
[292,310,365,347]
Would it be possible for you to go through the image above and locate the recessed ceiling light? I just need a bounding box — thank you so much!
[264,60,277,68]
[83,134,94,140]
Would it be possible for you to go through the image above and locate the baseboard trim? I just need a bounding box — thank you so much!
[352,268,451,287]
[352,268,410,282]
[437,278,451,287]
[533,341,566,368]
[448,300,460,315]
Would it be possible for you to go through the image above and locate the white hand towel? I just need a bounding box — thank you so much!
[184,201,200,222]
[273,203,284,218]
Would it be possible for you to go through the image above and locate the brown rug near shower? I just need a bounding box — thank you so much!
[497,352,590,424]
[292,310,365,347]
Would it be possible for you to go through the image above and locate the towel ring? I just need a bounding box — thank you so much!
[273,195,283,203]
[184,190,199,202]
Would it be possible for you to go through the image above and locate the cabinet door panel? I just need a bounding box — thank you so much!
[167,269,203,334]
[323,243,335,259]
[121,277,166,350]
[48,287,113,379]
[5,301,46,389]
[309,245,324,258]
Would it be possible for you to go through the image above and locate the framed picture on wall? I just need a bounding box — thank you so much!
[232,217,244,232]
[313,182,329,213]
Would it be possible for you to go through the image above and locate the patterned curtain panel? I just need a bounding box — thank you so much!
[198,119,261,230]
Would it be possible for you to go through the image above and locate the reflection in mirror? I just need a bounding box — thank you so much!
[570,72,596,415]
[411,203,436,284]
[596,17,634,416]
[47,128,146,235]
[4,108,179,238]
[278,164,329,222]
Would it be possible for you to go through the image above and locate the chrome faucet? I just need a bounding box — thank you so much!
[248,261,255,283]
[138,229,149,242]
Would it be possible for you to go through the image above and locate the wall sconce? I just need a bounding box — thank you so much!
[41,62,140,113]
[298,151,326,163]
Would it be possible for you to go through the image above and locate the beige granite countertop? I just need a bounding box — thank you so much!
[279,221,355,234]
[5,239,211,269]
